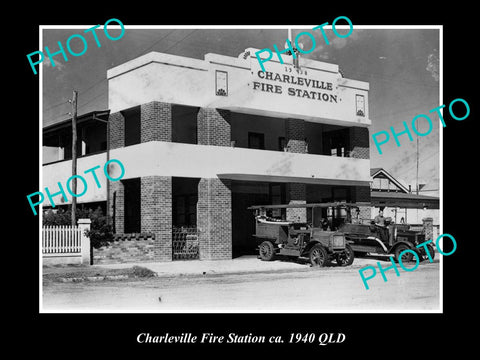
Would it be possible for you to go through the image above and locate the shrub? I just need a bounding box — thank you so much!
[130,266,157,278]
[43,207,113,248]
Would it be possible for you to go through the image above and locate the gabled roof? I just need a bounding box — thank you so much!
[370,167,382,176]
[370,167,409,193]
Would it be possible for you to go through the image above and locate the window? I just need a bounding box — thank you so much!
[172,105,198,144]
[173,195,198,227]
[278,136,286,151]
[123,106,141,146]
[248,132,265,150]
[356,94,365,116]
[323,129,350,157]
[215,70,228,96]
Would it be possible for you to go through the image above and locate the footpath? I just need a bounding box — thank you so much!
[42,255,314,282]
[42,255,399,283]
[98,255,310,276]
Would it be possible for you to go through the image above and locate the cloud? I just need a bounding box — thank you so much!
[43,57,66,71]
[426,50,439,81]
[308,28,362,60]
[312,44,330,60]
[331,28,361,49]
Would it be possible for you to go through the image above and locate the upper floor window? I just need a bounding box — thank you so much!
[248,132,265,150]
[323,128,350,157]
[123,106,141,146]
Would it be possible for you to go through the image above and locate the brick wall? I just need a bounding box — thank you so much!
[141,176,172,261]
[285,119,307,221]
[286,183,307,222]
[349,127,370,220]
[93,234,156,264]
[109,111,125,149]
[354,185,371,222]
[197,108,231,146]
[107,102,174,262]
[196,107,232,259]
[197,178,232,260]
[349,126,369,159]
[422,217,434,241]
[110,181,125,234]
[285,118,306,153]
[141,101,172,143]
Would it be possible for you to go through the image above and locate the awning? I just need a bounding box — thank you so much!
[43,110,111,135]
[217,173,371,187]
[371,191,439,209]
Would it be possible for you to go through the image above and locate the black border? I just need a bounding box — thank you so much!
[16,4,475,355]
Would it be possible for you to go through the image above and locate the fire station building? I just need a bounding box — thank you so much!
[42,48,371,262]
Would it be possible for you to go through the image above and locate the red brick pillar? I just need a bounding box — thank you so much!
[197,108,231,146]
[140,102,173,261]
[141,101,172,142]
[197,108,232,260]
[141,176,172,261]
[285,118,307,153]
[110,181,124,234]
[286,183,307,222]
[108,111,125,233]
[350,127,371,222]
[285,118,307,221]
[197,178,232,260]
[349,126,369,159]
[354,186,371,223]
[109,111,125,150]
[422,217,434,241]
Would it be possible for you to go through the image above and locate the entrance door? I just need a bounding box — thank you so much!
[123,178,141,233]
[232,190,269,258]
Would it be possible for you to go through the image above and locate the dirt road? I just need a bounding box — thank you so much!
[42,259,440,312]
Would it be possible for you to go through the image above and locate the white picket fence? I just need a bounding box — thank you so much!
[42,219,91,265]
[42,225,82,254]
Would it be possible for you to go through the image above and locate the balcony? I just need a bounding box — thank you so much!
[108,141,370,186]
[42,152,109,205]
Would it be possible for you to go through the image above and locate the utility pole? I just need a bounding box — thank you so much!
[71,90,78,226]
[416,135,419,195]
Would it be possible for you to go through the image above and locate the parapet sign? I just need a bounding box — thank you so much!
[250,59,341,104]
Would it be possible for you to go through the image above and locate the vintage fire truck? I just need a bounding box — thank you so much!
[248,202,355,267]
[249,202,434,266]
[340,216,434,263]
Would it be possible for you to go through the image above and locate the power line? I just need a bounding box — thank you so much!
[77,92,107,110]
[162,29,197,53]
[138,29,176,55]
[44,99,70,112]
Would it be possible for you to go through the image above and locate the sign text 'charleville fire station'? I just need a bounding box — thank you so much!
[252,70,338,103]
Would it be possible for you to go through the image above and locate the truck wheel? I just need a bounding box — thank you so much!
[259,241,275,261]
[426,244,435,261]
[336,244,354,266]
[394,244,413,263]
[309,244,328,267]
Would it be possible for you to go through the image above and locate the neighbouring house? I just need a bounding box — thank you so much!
[370,167,439,226]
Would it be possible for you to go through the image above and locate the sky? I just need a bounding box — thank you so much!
[41,25,440,196]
